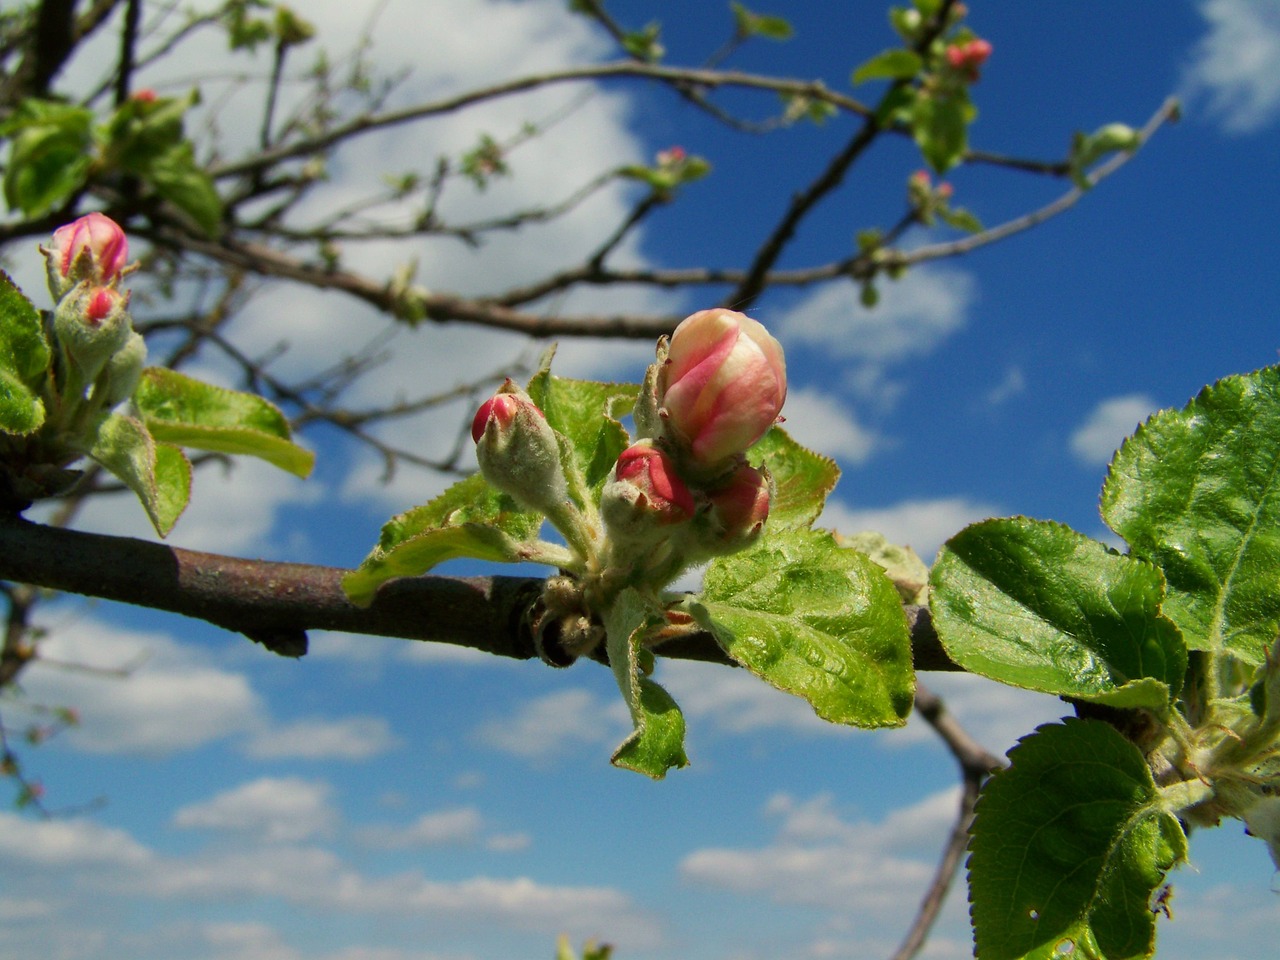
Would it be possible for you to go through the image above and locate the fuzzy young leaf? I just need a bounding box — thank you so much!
[746,425,839,530]
[1101,366,1280,665]
[343,473,544,606]
[695,527,914,728]
[969,718,1186,960]
[0,271,50,434]
[527,363,637,502]
[87,413,191,536]
[931,518,1185,708]
[605,588,689,779]
[912,92,974,173]
[133,368,313,477]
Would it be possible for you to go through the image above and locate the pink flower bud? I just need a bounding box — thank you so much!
[85,287,122,325]
[612,442,695,525]
[707,463,770,543]
[660,309,786,467]
[471,381,568,517]
[45,213,128,295]
[945,38,992,80]
[131,88,158,103]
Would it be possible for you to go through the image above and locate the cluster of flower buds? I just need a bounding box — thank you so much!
[470,308,786,591]
[944,38,992,82]
[39,213,146,421]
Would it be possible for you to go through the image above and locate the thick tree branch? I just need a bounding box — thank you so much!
[0,513,958,670]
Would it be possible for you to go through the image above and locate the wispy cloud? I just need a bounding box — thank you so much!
[172,777,338,844]
[819,496,1002,564]
[243,716,401,761]
[1069,393,1155,466]
[1181,0,1280,133]
[473,688,628,761]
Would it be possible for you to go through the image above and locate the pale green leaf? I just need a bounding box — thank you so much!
[87,413,191,536]
[747,425,838,531]
[133,367,313,477]
[696,527,914,727]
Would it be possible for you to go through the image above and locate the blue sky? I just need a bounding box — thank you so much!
[4,2,1280,958]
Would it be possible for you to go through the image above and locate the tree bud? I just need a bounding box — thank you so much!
[659,308,786,468]
[99,331,148,407]
[471,381,568,514]
[944,38,992,81]
[42,213,129,299]
[53,284,133,384]
[602,442,696,533]
[705,463,771,550]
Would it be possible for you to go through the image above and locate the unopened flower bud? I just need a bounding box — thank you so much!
[53,284,133,383]
[472,381,567,515]
[659,308,786,469]
[945,38,992,81]
[42,213,129,299]
[705,463,771,550]
[602,442,696,536]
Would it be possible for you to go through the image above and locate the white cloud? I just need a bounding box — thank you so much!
[985,366,1026,406]
[357,807,484,849]
[889,675,1068,757]
[0,810,152,868]
[778,388,880,465]
[172,777,338,843]
[819,496,1001,564]
[681,788,955,912]
[663,660,853,738]
[777,268,975,404]
[1182,0,1280,133]
[243,715,401,760]
[1069,393,1155,465]
[21,622,264,754]
[474,688,629,760]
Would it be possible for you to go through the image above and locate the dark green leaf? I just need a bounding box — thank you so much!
[969,718,1186,960]
[143,144,222,236]
[0,271,50,434]
[343,473,543,606]
[1101,366,1280,665]
[133,368,312,476]
[696,527,914,727]
[931,518,1185,708]
[912,92,972,173]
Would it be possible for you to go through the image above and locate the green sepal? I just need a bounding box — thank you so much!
[1101,366,1280,665]
[930,517,1185,708]
[969,718,1187,960]
[746,425,839,531]
[342,473,543,607]
[86,413,191,536]
[0,271,50,434]
[852,48,923,85]
[133,367,314,477]
[605,588,690,779]
[694,527,914,728]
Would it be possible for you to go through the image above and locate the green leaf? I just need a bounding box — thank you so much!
[1069,123,1141,190]
[930,518,1185,708]
[695,527,914,727]
[0,271,50,434]
[1,99,94,216]
[746,426,838,531]
[526,361,637,502]
[343,473,543,606]
[133,368,314,477]
[1101,366,1280,665]
[87,413,191,536]
[605,588,689,779]
[730,3,793,41]
[969,718,1186,960]
[912,91,973,173]
[852,48,923,85]
[938,205,983,233]
[144,144,222,236]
